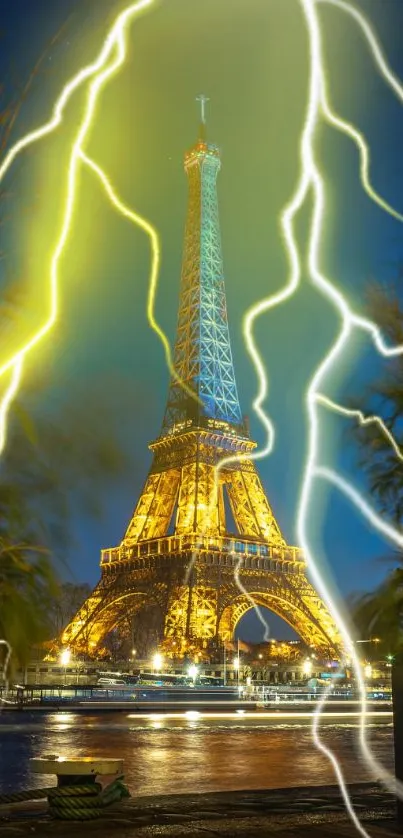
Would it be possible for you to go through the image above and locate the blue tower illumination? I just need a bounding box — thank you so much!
[162,95,243,433]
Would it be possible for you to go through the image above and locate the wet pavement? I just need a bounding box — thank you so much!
[0,783,399,837]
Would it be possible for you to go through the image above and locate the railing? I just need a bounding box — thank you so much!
[101,535,304,567]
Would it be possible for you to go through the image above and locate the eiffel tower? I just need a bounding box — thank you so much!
[62,97,340,657]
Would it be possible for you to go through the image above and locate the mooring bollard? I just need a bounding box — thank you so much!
[391,662,403,823]
[30,755,130,820]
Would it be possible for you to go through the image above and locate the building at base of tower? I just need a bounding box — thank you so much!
[61,100,341,660]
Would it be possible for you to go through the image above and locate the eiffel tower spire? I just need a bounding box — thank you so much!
[196,93,208,137]
[162,95,243,433]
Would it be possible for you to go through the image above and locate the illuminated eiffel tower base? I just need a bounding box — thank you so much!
[62,100,340,658]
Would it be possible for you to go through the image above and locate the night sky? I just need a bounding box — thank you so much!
[1,0,403,641]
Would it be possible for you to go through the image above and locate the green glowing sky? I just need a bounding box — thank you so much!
[2,0,403,639]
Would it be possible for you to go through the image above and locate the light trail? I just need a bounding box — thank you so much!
[124,710,393,721]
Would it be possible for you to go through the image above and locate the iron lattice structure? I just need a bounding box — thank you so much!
[62,104,341,657]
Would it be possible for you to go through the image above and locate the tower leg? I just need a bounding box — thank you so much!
[185,581,193,639]
[125,469,180,542]
[225,464,284,546]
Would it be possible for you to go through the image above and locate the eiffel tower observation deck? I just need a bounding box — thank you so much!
[62,98,340,657]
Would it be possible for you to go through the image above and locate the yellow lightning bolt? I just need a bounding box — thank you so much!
[0,0,163,455]
[0,0,203,688]
[238,0,403,834]
[0,0,159,708]
[0,361,24,456]
[78,150,198,405]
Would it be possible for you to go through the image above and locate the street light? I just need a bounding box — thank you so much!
[302,659,312,677]
[364,663,373,679]
[188,664,198,684]
[60,649,71,684]
[153,652,163,673]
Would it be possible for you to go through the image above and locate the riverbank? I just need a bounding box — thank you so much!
[0,783,398,837]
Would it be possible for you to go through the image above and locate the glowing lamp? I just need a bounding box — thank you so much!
[153,653,163,671]
[60,649,71,667]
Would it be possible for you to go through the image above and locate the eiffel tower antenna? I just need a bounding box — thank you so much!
[196,93,209,139]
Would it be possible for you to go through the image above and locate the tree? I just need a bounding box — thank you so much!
[352,281,403,523]
[0,543,57,678]
[0,378,138,672]
[48,582,92,637]
[1,378,135,556]
[0,24,148,673]
[350,280,403,650]
[351,569,403,658]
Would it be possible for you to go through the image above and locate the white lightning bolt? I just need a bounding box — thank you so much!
[316,394,403,462]
[299,0,403,816]
[234,556,272,642]
[240,0,403,834]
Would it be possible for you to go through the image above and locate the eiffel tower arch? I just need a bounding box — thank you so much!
[62,99,341,658]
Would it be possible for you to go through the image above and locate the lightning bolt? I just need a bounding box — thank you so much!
[78,150,198,406]
[0,0,204,693]
[0,0,166,458]
[316,394,403,463]
[240,0,403,834]
[0,361,23,456]
[0,0,200,703]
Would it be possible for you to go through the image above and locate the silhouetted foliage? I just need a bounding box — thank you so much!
[351,569,403,657]
[48,581,92,637]
[351,280,403,651]
[353,281,403,523]
[0,380,137,670]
